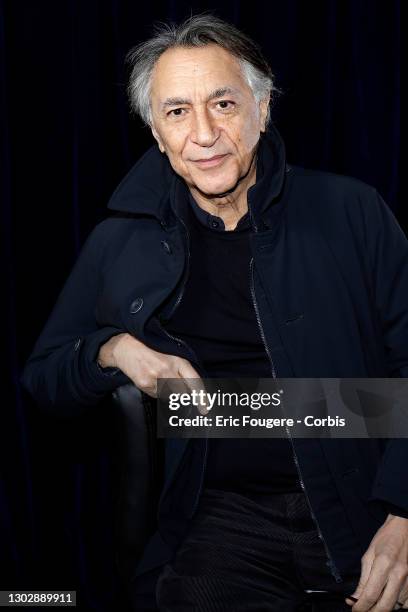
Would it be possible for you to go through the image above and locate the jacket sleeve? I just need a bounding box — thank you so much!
[362,189,408,513]
[363,189,408,378]
[21,220,131,414]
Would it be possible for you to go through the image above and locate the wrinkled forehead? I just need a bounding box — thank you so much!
[149,44,251,103]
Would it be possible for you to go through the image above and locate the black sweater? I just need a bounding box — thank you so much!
[164,192,302,495]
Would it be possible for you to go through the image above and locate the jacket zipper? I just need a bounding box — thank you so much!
[249,257,342,583]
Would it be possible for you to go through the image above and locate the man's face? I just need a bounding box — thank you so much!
[149,44,269,197]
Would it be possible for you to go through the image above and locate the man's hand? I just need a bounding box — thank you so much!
[345,514,408,611]
[97,332,205,401]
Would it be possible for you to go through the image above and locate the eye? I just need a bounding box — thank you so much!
[216,100,235,111]
[167,108,186,117]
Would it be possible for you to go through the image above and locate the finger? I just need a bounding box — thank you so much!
[130,374,159,398]
[155,357,195,399]
[396,575,408,609]
[345,553,374,606]
[351,556,391,611]
[177,363,209,415]
[344,595,358,608]
[370,568,408,612]
[177,360,202,381]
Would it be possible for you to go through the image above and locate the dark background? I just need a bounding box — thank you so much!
[1,1,401,610]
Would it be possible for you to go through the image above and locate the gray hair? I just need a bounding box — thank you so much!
[126,14,278,127]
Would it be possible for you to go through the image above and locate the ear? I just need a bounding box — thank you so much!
[259,97,270,133]
[151,124,166,153]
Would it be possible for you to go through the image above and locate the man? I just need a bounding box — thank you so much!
[22,15,408,612]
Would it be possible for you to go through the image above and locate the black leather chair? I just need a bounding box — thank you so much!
[111,383,164,585]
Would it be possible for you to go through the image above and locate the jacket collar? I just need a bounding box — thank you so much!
[107,123,288,229]
[247,123,288,230]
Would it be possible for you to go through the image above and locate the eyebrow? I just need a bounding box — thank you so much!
[161,87,238,110]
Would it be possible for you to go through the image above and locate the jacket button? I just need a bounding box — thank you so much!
[161,240,172,254]
[129,298,144,314]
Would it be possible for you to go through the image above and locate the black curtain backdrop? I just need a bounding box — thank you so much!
[1,1,401,610]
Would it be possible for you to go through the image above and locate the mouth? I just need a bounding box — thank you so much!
[191,154,229,169]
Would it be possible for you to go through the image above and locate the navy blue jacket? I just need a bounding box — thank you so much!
[22,125,408,582]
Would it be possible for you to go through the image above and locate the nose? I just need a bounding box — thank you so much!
[190,108,219,147]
